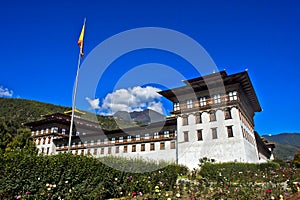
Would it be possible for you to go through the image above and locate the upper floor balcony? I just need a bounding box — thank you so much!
[171,92,239,114]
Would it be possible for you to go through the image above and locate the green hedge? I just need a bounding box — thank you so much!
[199,162,285,182]
[0,149,187,199]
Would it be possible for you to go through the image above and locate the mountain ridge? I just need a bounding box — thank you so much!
[262,133,300,161]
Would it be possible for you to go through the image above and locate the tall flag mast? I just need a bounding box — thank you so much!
[68,18,86,152]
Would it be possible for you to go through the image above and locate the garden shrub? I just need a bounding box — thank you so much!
[0,148,181,199]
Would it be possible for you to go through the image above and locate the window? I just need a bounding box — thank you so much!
[78,141,82,146]
[75,150,78,155]
[116,146,119,154]
[227,126,234,137]
[197,130,203,141]
[154,132,159,139]
[224,108,232,119]
[123,146,127,153]
[160,142,165,150]
[46,147,50,155]
[214,94,221,104]
[150,143,155,151]
[100,148,104,154]
[46,128,49,133]
[87,149,91,155]
[90,140,94,145]
[170,141,175,149]
[127,135,132,141]
[199,97,206,107]
[119,136,123,142]
[108,147,112,154]
[229,91,238,101]
[184,131,189,142]
[47,137,51,144]
[187,99,193,109]
[164,131,169,138]
[42,137,46,144]
[38,138,41,145]
[174,102,180,111]
[144,133,149,139]
[111,138,115,143]
[41,148,44,154]
[104,138,108,144]
[136,135,140,141]
[209,111,217,122]
[62,129,66,134]
[53,127,58,133]
[182,115,188,126]
[212,128,218,139]
[141,144,145,151]
[195,113,202,124]
[80,150,84,155]
[132,145,136,152]
[93,149,97,155]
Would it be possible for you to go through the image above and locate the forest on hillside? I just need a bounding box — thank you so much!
[0,98,133,151]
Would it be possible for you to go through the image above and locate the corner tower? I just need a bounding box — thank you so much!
[159,70,263,168]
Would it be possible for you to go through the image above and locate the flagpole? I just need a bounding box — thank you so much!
[68,18,86,152]
[67,52,81,152]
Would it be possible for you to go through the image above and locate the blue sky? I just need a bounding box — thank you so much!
[0,0,299,134]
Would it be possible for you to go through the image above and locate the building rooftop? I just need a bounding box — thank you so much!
[158,70,262,112]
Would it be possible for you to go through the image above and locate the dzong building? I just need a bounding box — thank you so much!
[25,70,274,169]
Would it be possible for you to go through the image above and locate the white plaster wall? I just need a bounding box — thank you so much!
[93,141,176,163]
[176,107,260,169]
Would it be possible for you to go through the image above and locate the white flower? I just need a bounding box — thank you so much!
[53,184,56,188]
[176,193,180,197]
[65,181,68,184]
[46,183,49,187]
[38,177,40,180]
[47,188,51,191]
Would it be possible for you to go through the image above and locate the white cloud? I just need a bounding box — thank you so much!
[100,86,163,115]
[147,101,164,114]
[0,86,13,97]
[85,97,101,110]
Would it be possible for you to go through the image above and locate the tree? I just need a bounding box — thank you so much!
[0,118,13,150]
[293,150,300,167]
[5,128,35,152]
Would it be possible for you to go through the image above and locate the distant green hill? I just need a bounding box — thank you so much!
[262,133,300,161]
[0,98,70,127]
[0,98,142,138]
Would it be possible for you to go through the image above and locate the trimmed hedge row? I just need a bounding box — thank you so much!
[200,162,282,182]
[0,149,187,199]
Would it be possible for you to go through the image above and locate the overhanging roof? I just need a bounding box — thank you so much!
[158,70,262,112]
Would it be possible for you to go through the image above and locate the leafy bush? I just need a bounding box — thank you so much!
[0,148,181,199]
[294,150,300,168]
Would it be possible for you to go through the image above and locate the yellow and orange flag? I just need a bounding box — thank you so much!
[77,19,86,58]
